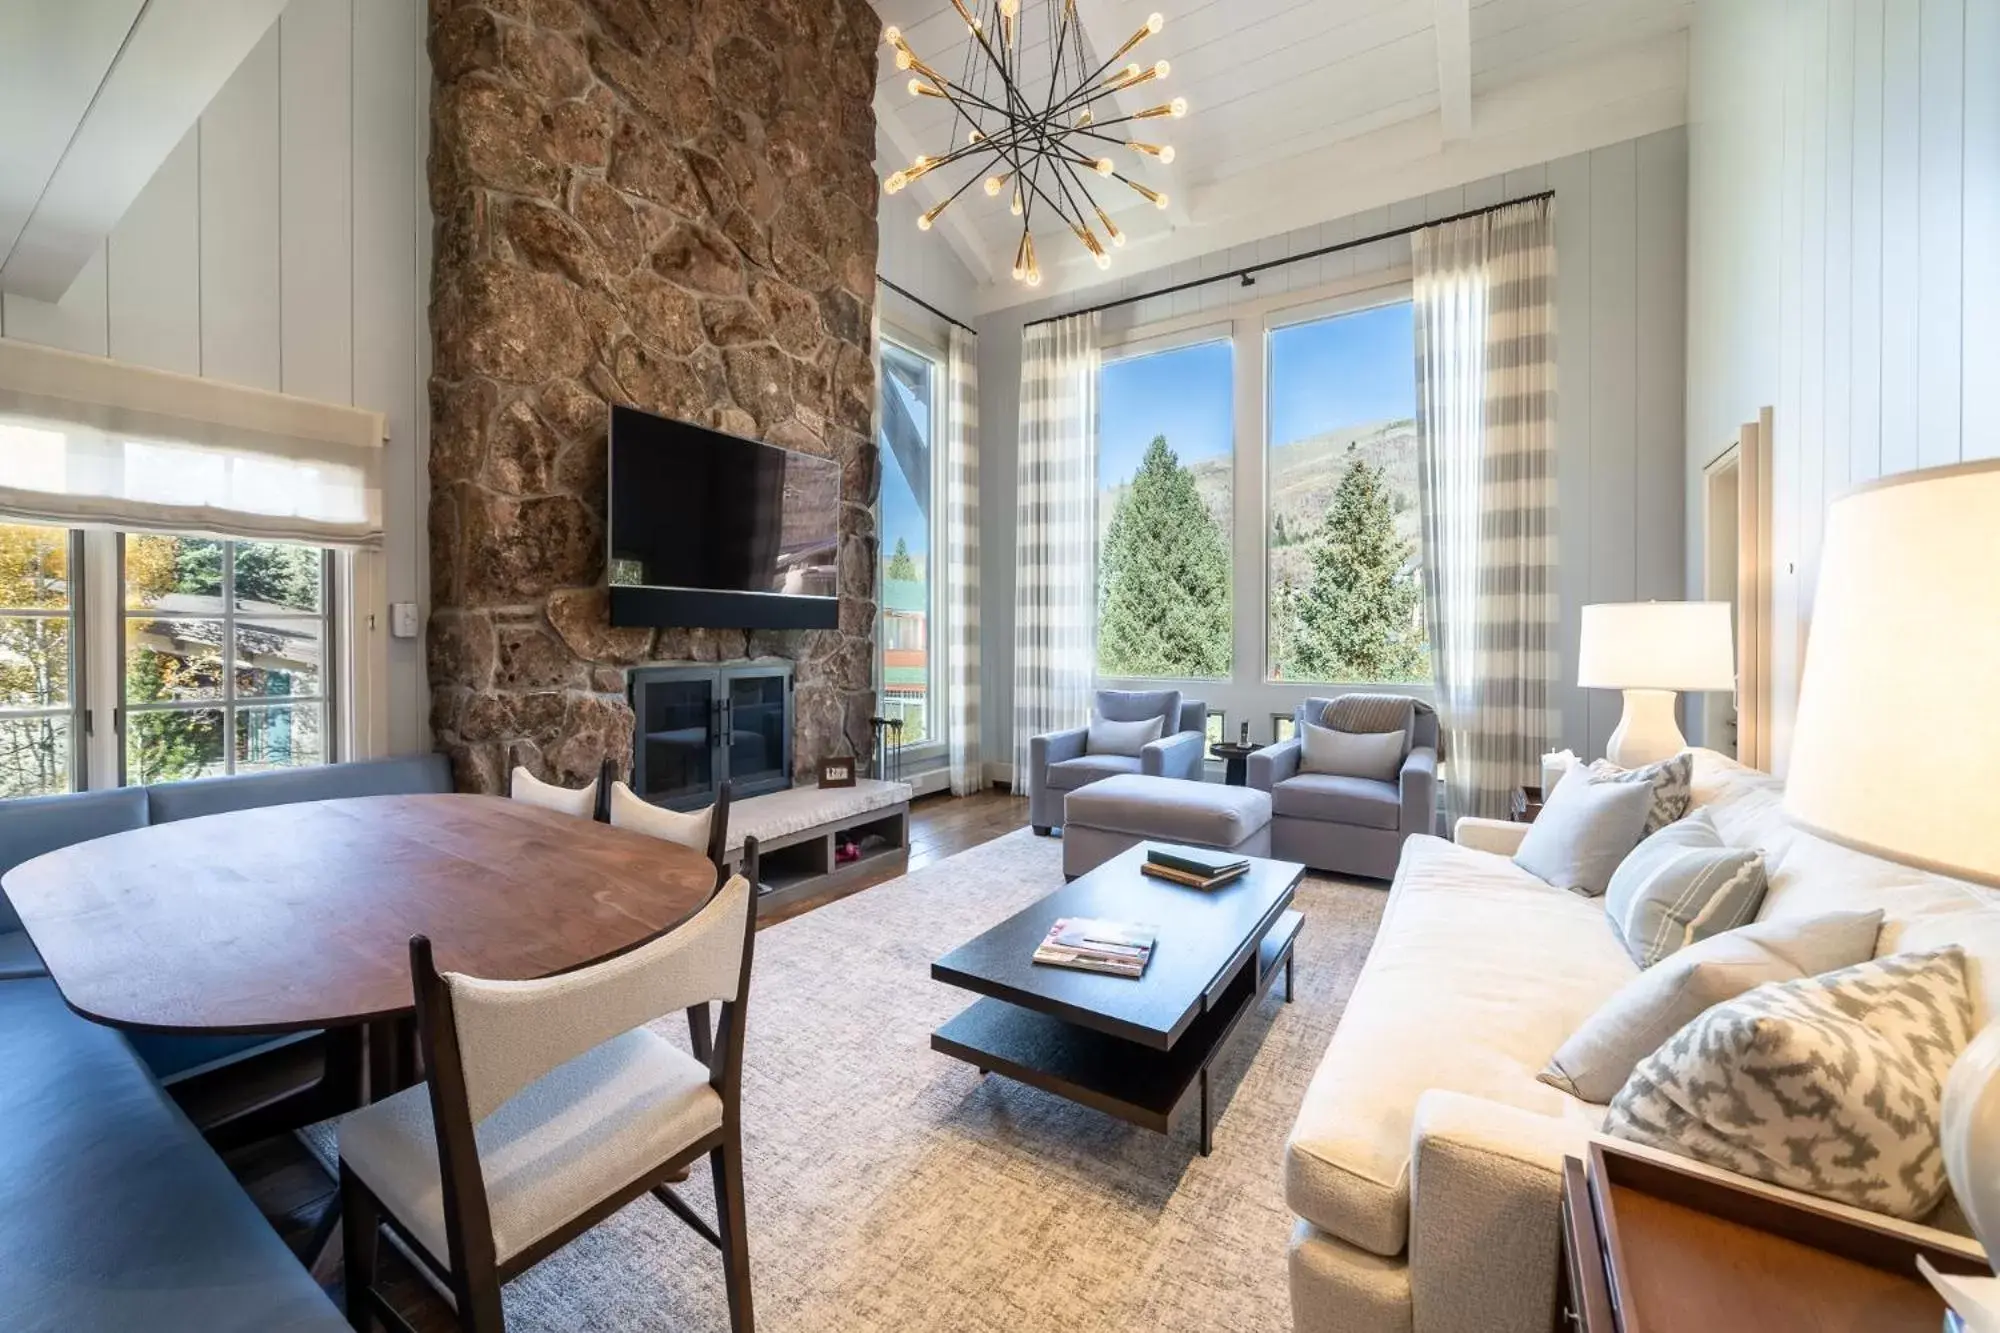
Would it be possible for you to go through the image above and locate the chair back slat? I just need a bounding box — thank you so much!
[443,875,753,1122]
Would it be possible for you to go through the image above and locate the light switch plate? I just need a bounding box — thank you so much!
[390,602,420,638]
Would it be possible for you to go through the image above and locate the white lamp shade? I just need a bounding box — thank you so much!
[1785,460,2000,887]
[1577,602,1736,691]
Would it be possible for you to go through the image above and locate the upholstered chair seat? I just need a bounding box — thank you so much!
[340,1028,722,1266]
[1045,754,1144,790]
[1269,774,1403,830]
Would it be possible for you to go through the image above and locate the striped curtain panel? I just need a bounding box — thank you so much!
[1413,197,1559,821]
[1011,313,1100,783]
[943,326,984,795]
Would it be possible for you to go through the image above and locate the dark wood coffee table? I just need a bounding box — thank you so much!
[931,841,1303,1154]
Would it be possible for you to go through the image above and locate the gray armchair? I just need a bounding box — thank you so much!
[1027,689,1208,834]
[1248,695,1438,879]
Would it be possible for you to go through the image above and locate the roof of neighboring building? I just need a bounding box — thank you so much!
[883,665,927,689]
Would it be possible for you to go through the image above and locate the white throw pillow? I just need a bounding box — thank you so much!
[1512,762,1653,897]
[1603,809,1769,967]
[1299,722,1405,782]
[1604,947,1974,1220]
[608,781,713,852]
[508,766,597,818]
[1539,909,1884,1102]
[1086,713,1164,757]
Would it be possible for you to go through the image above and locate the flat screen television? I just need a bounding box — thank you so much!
[607,404,841,630]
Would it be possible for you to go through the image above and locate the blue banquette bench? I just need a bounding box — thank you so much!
[0,753,451,1332]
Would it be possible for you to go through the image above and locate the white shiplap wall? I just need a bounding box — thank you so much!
[1683,0,2000,773]
[0,0,431,755]
[974,128,1690,776]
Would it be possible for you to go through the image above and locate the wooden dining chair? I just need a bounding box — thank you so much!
[337,839,761,1333]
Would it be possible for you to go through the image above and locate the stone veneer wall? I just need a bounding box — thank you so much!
[425,0,882,793]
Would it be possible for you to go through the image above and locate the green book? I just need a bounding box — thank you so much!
[1146,846,1249,878]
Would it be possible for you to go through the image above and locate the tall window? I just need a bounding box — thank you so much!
[878,336,944,748]
[1266,301,1428,683]
[0,524,77,798]
[1096,337,1234,679]
[123,536,331,784]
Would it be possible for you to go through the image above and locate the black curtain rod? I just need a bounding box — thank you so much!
[1021,189,1555,330]
[876,274,977,336]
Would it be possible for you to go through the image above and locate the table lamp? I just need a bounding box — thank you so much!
[1777,461,2000,1325]
[1577,601,1736,766]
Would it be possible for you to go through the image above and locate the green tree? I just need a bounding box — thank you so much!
[885,537,918,582]
[1285,459,1428,683]
[1097,436,1231,678]
[0,525,71,797]
[124,649,220,784]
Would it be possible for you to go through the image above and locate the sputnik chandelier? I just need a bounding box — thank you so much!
[881,0,1186,286]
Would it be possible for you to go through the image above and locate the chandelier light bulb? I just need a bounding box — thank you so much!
[1159,145,1176,163]
[1010,184,1024,216]
[1001,0,1020,15]
[1077,107,1094,127]
[884,171,908,194]
[1147,12,1164,32]
[1095,157,1114,176]
[1096,207,1127,247]
[882,24,900,45]
[1171,96,1188,117]
[908,76,923,95]
[895,48,913,70]
[1094,249,1111,269]
[917,214,932,231]
[1154,190,1171,210]
[984,174,1005,196]
[968,128,985,144]
[1154,59,1170,78]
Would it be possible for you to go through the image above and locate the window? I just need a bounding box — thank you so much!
[878,335,944,749]
[0,524,78,798]
[1204,712,1227,746]
[122,536,332,785]
[1272,714,1297,744]
[1096,337,1234,680]
[1266,301,1428,683]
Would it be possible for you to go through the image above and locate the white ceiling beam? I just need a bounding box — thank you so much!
[1064,0,1193,231]
[875,94,998,284]
[1,0,287,301]
[1434,0,1474,142]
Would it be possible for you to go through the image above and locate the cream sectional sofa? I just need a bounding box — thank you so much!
[1285,748,2000,1333]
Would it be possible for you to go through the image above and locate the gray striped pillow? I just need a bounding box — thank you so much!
[1603,809,1767,967]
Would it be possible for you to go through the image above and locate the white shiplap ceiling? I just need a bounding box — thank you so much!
[872,0,1693,309]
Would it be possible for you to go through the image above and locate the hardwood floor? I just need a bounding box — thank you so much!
[226,786,1027,1329]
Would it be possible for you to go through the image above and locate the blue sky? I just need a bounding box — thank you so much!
[1096,301,1417,485]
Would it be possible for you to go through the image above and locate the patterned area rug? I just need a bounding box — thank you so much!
[313,828,1387,1331]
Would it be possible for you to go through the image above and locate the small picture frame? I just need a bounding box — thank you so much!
[818,756,856,788]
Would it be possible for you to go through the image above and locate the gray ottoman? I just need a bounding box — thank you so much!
[1061,774,1273,878]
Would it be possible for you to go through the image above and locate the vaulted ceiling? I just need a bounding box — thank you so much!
[872,0,1693,309]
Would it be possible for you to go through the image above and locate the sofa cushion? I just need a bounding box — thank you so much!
[1063,773,1271,846]
[1272,773,1400,830]
[1046,753,1143,790]
[0,786,150,931]
[1285,835,1629,1256]
[146,753,452,824]
[0,928,45,980]
[0,977,347,1331]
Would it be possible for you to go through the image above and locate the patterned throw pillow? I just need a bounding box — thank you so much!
[1604,948,1974,1219]
[1589,752,1694,836]
[1602,810,1768,967]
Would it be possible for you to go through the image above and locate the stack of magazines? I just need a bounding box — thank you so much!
[1032,917,1157,978]
[1140,846,1249,889]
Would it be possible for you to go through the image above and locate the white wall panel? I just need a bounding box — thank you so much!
[0,244,107,353]
[199,27,282,391]
[1684,0,1999,770]
[107,129,201,374]
[279,0,354,405]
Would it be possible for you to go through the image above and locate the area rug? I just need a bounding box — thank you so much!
[316,828,1387,1331]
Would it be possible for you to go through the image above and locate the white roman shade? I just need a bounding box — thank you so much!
[0,337,385,547]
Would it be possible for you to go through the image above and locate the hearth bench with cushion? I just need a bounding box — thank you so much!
[1284,749,1995,1333]
[1026,689,1209,834]
[0,754,451,1331]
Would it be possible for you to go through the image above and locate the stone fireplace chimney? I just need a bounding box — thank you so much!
[424,0,882,794]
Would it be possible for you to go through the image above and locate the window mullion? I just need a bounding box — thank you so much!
[222,541,236,774]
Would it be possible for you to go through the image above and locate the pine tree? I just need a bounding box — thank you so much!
[1289,459,1428,682]
[885,537,918,582]
[1096,436,1232,678]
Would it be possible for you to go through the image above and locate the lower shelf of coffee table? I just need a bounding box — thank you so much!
[931,910,1300,1137]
